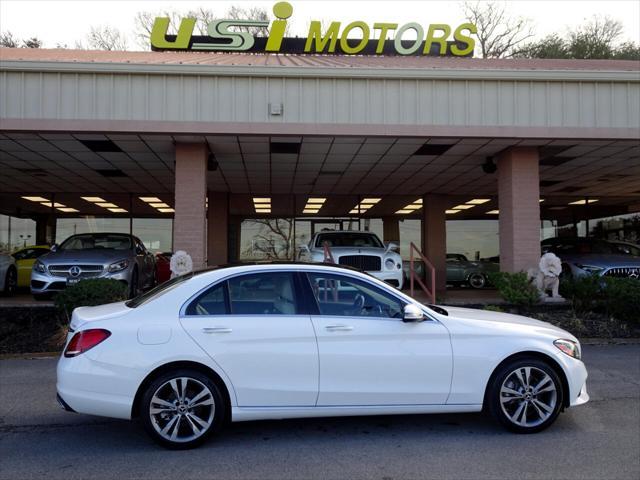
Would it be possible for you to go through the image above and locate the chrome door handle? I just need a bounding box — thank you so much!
[325,325,353,332]
[202,327,232,334]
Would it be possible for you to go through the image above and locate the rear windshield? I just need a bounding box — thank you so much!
[60,234,132,251]
[315,233,383,248]
[126,272,195,308]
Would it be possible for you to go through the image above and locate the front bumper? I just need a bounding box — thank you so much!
[556,352,589,408]
[31,267,131,294]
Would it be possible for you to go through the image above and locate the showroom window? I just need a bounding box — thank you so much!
[0,215,36,252]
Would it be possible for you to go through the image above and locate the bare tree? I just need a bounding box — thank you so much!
[461,1,534,58]
[22,37,43,48]
[86,25,128,51]
[226,6,270,37]
[0,31,19,48]
[568,15,624,59]
[242,219,294,260]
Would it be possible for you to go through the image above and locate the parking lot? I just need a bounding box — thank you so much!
[1,344,638,480]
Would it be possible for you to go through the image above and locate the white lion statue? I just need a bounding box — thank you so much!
[528,252,564,301]
[170,250,193,278]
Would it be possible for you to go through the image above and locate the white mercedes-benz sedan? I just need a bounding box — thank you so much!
[57,263,588,449]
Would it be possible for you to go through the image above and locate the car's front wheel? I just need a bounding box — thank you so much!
[140,369,226,449]
[3,267,17,295]
[488,358,563,433]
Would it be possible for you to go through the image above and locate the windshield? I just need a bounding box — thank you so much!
[612,242,640,256]
[315,232,383,248]
[60,234,132,251]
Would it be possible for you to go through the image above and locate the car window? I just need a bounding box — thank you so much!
[613,243,640,256]
[227,272,298,315]
[186,282,227,316]
[13,249,35,260]
[306,272,404,319]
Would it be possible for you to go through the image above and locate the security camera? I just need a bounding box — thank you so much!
[482,156,497,174]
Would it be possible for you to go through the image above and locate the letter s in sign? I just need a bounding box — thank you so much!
[192,20,269,51]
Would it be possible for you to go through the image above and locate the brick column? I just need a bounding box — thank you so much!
[422,194,448,295]
[498,147,541,272]
[207,191,229,266]
[174,143,207,269]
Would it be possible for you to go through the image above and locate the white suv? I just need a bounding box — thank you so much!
[299,231,404,289]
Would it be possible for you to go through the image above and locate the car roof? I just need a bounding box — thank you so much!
[204,260,366,275]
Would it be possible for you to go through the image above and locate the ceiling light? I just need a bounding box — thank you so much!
[22,196,49,202]
[253,197,270,203]
[486,210,500,214]
[40,202,65,208]
[466,199,490,205]
[57,207,79,213]
[139,196,162,203]
[445,210,461,214]
[405,204,423,210]
[158,208,175,213]
[307,198,326,204]
[452,205,474,210]
[361,198,381,204]
[349,209,360,214]
[108,208,128,213]
[255,208,271,213]
[81,196,106,203]
[539,199,545,203]
[303,209,320,214]
[569,199,599,205]
[96,203,118,208]
[149,203,170,208]
[395,209,414,214]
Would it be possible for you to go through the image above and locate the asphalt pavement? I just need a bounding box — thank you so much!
[0,344,638,480]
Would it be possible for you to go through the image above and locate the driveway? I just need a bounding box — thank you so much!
[0,345,638,480]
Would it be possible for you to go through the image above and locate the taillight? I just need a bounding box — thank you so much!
[64,329,111,358]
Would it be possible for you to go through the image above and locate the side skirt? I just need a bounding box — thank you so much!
[231,404,482,422]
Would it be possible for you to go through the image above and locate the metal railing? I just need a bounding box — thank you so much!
[409,242,436,304]
[322,241,336,264]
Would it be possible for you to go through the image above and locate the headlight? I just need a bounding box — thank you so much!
[575,264,604,274]
[33,261,46,273]
[385,258,396,270]
[108,259,130,273]
[554,339,581,360]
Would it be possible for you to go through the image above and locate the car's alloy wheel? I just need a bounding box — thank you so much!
[141,369,225,449]
[3,267,17,295]
[468,273,486,289]
[489,359,563,433]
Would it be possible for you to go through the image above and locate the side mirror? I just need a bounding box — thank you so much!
[50,244,58,252]
[386,242,399,252]
[403,303,425,323]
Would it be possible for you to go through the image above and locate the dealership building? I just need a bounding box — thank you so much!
[0,47,639,293]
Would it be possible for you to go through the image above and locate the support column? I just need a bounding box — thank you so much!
[173,143,207,269]
[207,192,229,266]
[422,194,448,295]
[382,217,400,245]
[498,147,541,272]
[35,214,56,245]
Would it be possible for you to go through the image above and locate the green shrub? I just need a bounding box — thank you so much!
[488,271,540,308]
[483,305,504,313]
[55,279,128,323]
[559,274,603,314]
[602,277,640,325]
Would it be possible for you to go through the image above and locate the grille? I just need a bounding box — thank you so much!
[48,264,104,279]
[604,267,640,279]
[338,255,381,271]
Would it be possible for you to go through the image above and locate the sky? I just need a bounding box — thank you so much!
[1,0,639,50]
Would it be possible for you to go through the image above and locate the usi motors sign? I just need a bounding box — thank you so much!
[151,2,477,56]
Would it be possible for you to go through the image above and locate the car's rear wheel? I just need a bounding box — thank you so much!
[468,272,486,289]
[140,369,226,449]
[488,358,563,433]
[3,267,17,295]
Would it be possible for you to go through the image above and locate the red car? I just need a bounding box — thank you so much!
[154,252,173,284]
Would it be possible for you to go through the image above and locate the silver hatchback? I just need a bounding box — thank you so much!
[31,233,156,299]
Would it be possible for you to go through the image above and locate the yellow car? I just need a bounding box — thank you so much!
[12,245,50,288]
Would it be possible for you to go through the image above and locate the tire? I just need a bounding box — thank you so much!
[487,358,563,434]
[129,268,139,299]
[3,267,17,295]
[467,272,486,289]
[140,369,226,450]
